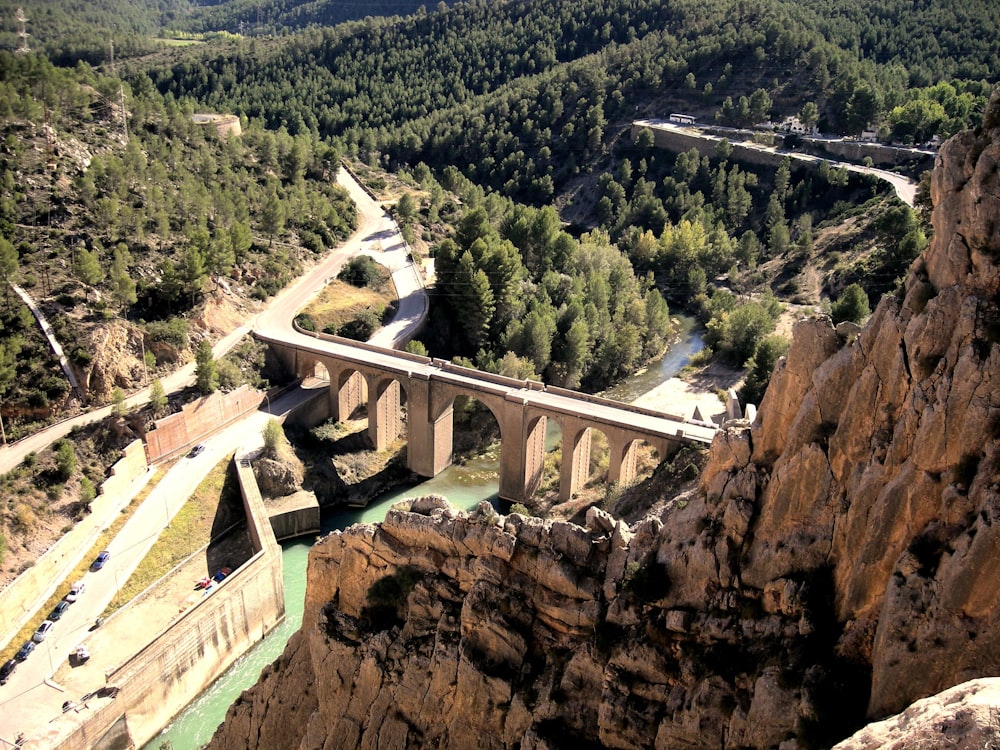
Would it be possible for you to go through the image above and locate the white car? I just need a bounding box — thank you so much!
[32,620,54,643]
[65,580,86,602]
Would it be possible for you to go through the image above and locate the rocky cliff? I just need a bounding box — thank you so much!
[207,95,1000,750]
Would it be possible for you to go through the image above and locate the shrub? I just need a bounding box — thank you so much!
[338,255,383,288]
[146,319,190,349]
[54,439,77,481]
[831,283,871,325]
[338,310,380,341]
[262,418,284,457]
[295,313,317,332]
[740,334,791,406]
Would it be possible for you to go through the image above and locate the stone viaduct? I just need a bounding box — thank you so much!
[260,330,718,504]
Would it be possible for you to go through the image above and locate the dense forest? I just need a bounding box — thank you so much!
[0,0,997,424]
[0,51,356,430]
[0,0,997,584]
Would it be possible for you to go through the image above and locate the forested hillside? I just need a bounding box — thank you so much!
[0,52,356,431]
[0,0,190,65]
[170,0,461,37]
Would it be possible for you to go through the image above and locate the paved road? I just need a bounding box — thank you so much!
[0,167,427,745]
[0,385,319,747]
[634,119,920,207]
[0,167,419,476]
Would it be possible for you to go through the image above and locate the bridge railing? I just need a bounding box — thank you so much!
[277,327,717,430]
[285,323,434,366]
[544,385,716,428]
[434,359,545,391]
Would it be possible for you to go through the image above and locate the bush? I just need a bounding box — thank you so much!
[338,310,380,341]
[338,255,383,288]
[831,283,871,325]
[295,313,317,332]
[739,334,790,407]
[262,418,284,457]
[146,319,190,349]
[54,439,77,481]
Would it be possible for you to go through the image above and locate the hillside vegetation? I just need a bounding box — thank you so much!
[0,0,997,594]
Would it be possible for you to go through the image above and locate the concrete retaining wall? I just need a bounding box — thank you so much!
[0,440,150,651]
[633,123,787,169]
[57,449,284,750]
[145,386,266,463]
[815,139,935,169]
[269,506,321,542]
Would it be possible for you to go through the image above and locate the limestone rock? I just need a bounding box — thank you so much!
[253,455,305,498]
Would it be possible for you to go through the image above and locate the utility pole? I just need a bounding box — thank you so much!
[119,82,128,140]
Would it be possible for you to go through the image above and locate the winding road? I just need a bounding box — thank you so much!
[0,166,426,747]
[634,119,920,207]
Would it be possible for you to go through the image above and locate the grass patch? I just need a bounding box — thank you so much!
[105,454,238,613]
[0,465,166,664]
[300,278,394,332]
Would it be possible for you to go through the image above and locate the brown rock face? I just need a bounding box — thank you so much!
[207,98,1000,749]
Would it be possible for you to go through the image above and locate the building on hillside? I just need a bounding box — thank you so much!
[777,116,817,136]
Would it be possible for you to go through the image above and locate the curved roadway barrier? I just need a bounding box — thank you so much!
[632,119,920,207]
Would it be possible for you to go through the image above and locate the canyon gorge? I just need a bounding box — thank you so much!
[205,93,1000,750]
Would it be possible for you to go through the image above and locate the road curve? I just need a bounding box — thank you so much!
[0,167,426,475]
[634,119,920,207]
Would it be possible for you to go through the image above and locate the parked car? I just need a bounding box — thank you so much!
[90,550,110,571]
[14,641,35,661]
[48,600,70,621]
[212,566,232,582]
[0,658,16,685]
[32,620,54,643]
[187,443,206,458]
[65,580,86,602]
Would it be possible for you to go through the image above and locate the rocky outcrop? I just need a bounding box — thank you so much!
[833,678,1000,750]
[207,96,1000,749]
[81,320,149,403]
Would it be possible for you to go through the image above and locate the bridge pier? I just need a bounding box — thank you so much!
[608,437,639,487]
[370,377,402,450]
[559,425,592,502]
[406,373,454,477]
[497,404,547,504]
[261,339,717,507]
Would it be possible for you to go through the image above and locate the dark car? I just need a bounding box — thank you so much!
[48,600,71,621]
[91,550,110,571]
[14,641,35,661]
[0,658,16,684]
[187,443,206,458]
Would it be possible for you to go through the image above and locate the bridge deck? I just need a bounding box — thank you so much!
[260,330,719,445]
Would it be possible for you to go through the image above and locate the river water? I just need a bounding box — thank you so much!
[145,316,703,750]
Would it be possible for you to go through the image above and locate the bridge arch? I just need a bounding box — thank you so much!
[259,337,717,505]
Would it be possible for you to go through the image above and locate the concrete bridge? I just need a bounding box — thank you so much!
[261,329,719,504]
